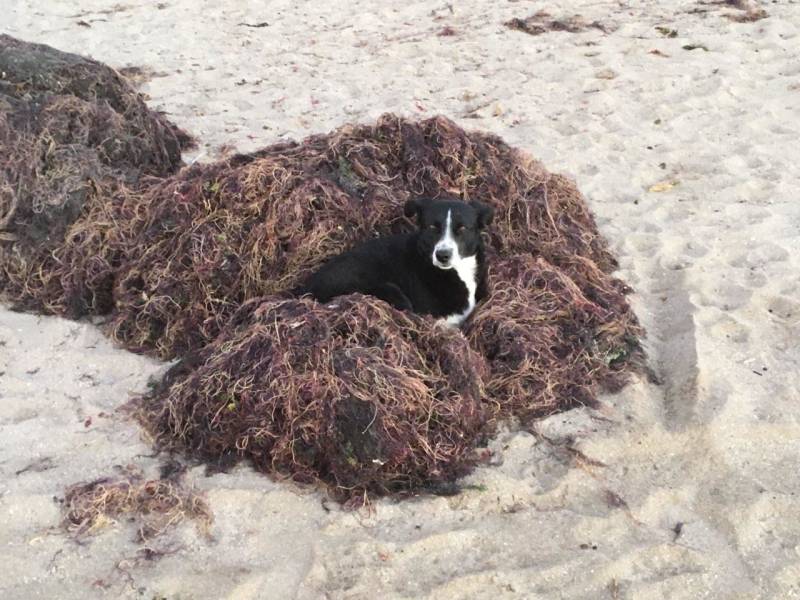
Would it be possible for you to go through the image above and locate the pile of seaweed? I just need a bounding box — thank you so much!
[119,114,643,499]
[61,464,211,541]
[0,34,192,316]
[0,37,644,502]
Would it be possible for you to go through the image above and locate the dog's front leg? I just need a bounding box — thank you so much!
[372,283,414,312]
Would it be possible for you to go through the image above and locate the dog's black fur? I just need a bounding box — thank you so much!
[304,199,493,322]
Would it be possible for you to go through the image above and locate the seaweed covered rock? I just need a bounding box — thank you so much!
[135,295,488,500]
[0,35,191,316]
[105,114,619,358]
[467,255,643,423]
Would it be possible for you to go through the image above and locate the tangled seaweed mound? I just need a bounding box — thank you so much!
[136,295,488,501]
[0,35,191,316]
[61,465,211,541]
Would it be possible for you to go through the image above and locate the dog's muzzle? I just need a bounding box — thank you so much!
[435,248,453,266]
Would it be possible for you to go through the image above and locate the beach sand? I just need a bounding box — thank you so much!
[2,1,799,598]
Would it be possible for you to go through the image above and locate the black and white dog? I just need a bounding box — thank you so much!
[306,199,494,326]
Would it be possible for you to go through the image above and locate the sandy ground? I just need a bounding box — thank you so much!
[2,1,800,598]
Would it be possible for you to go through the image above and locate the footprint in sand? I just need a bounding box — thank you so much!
[765,295,800,324]
[706,313,750,344]
[695,280,753,312]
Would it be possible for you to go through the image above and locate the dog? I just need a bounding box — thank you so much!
[304,198,493,326]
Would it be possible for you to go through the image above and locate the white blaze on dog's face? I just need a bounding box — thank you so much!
[432,210,459,269]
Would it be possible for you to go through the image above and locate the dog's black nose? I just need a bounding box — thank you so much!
[435,248,453,264]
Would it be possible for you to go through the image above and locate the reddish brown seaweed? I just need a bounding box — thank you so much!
[133,295,488,502]
[2,37,645,502]
[0,35,192,316]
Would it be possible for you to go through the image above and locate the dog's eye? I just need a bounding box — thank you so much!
[428,224,439,231]
[454,224,465,234]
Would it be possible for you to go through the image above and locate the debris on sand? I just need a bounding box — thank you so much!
[689,1,768,22]
[723,5,768,23]
[505,12,614,36]
[655,26,679,38]
[61,465,211,541]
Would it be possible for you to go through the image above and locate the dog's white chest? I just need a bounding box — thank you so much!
[445,256,477,327]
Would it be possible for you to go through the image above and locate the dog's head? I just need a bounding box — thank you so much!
[404,199,494,270]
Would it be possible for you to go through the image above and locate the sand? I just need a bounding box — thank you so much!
[2,1,799,598]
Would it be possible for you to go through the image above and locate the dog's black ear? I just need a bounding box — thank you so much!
[472,201,494,229]
[404,199,422,220]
